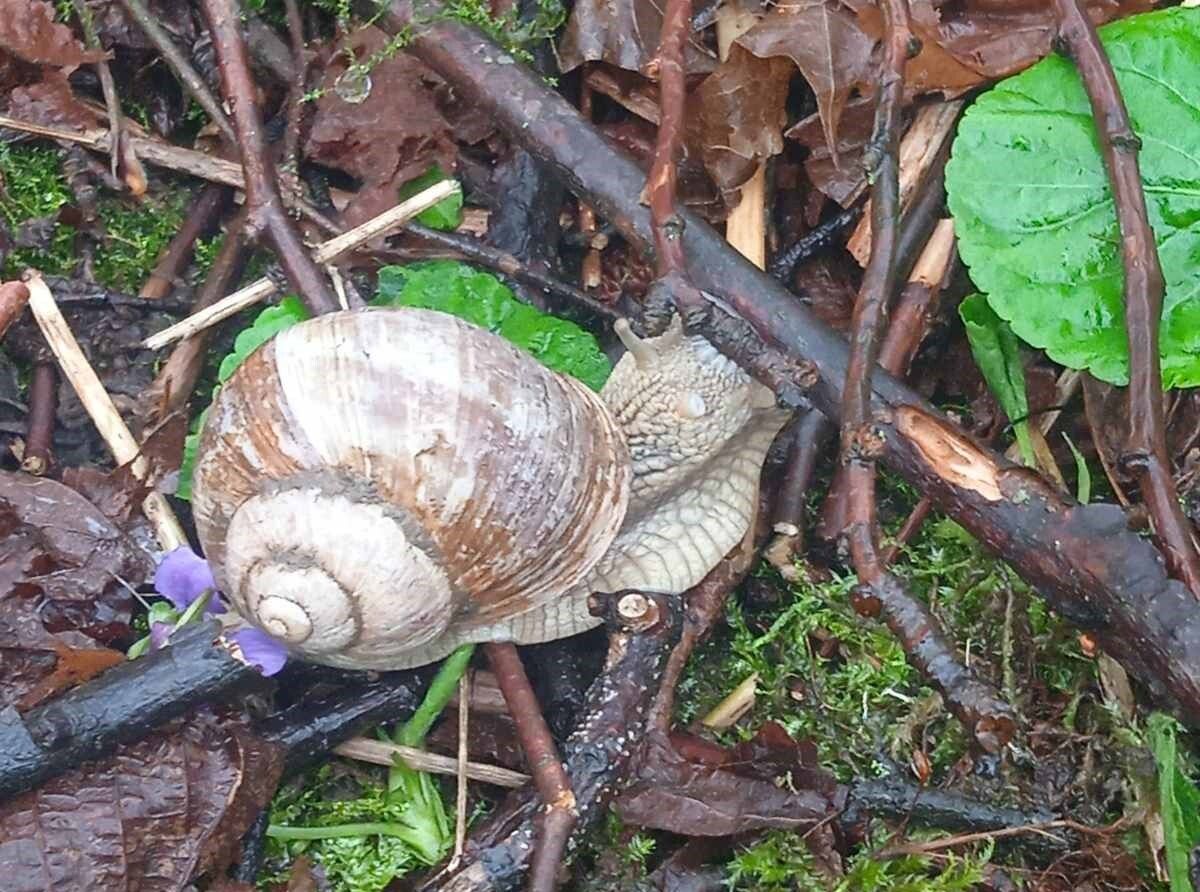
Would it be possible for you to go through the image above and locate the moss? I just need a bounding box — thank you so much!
[0,144,194,292]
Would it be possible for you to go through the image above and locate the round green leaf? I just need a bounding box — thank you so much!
[946,6,1200,388]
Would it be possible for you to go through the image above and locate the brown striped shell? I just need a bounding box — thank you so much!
[191,308,632,670]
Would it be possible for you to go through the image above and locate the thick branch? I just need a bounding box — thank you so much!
[1053,0,1200,599]
[375,3,1200,726]
[199,0,339,316]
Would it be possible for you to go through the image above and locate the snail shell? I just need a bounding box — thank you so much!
[192,308,632,670]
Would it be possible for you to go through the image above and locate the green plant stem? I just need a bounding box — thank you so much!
[394,644,474,748]
[266,822,420,841]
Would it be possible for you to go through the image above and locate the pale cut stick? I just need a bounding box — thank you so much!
[846,100,965,266]
[716,6,767,270]
[24,274,188,553]
[333,736,528,789]
[143,179,460,350]
[0,114,245,188]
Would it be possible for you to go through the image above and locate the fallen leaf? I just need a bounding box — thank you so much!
[787,95,877,205]
[847,0,1156,98]
[0,0,103,68]
[304,27,457,229]
[559,0,717,77]
[6,69,101,129]
[690,44,791,197]
[0,470,151,643]
[616,727,840,837]
[737,0,876,163]
[0,711,285,891]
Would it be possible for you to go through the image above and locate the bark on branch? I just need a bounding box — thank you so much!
[1052,0,1200,599]
[369,4,1200,725]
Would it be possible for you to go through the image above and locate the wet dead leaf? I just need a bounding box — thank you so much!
[7,69,101,129]
[691,44,791,197]
[616,727,840,838]
[0,470,151,643]
[0,0,103,68]
[737,0,875,164]
[559,0,717,77]
[0,711,285,891]
[304,27,457,229]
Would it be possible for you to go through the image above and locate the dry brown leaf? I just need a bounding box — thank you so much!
[0,0,102,68]
[737,0,876,164]
[0,712,285,891]
[690,44,791,197]
[7,69,101,129]
[304,27,457,229]
[559,0,717,76]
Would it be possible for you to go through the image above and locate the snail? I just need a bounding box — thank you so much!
[192,307,789,670]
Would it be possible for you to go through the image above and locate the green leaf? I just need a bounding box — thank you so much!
[373,260,612,390]
[1147,712,1200,892]
[398,167,463,231]
[959,293,1034,466]
[946,7,1200,388]
[1063,433,1092,505]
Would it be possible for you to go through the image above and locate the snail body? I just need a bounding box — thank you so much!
[193,307,787,670]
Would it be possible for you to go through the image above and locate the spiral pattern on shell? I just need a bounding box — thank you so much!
[191,308,632,670]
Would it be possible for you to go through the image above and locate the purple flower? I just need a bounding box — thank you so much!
[154,546,225,614]
[228,627,289,676]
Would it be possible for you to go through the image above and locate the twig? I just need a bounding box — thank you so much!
[142,180,458,349]
[139,217,251,423]
[452,672,472,864]
[118,0,237,145]
[763,412,833,578]
[1052,0,1200,598]
[483,642,576,892]
[646,0,691,281]
[0,114,245,186]
[22,273,187,553]
[0,620,257,800]
[200,0,338,316]
[768,204,862,282]
[72,0,140,189]
[332,736,527,789]
[846,100,964,266]
[21,363,56,475]
[139,184,231,300]
[838,5,1015,752]
[0,281,30,340]
[281,0,308,176]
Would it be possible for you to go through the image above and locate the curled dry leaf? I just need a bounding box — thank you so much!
[737,0,876,163]
[0,471,150,643]
[7,70,100,130]
[0,711,285,891]
[691,44,791,197]
[846,0,1156,98]
[787,95,877,205]
[559,0,717,77]
[0,0,103,68]
[304,27,457,228]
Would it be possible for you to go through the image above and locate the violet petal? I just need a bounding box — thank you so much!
[154,546,216,611]
[229,627,289,676]
[149,622,173,650]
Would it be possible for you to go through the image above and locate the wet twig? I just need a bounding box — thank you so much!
[200,0,339,316]
[0,281,30,340]
[139,184,231,301]
[118,0,237,145]
[484,642,576,892]
[837,4,1015,752]
[1053,0,1200,599]
[139,214,251,423]
[21,363,56,475]
[768,204,862,282]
